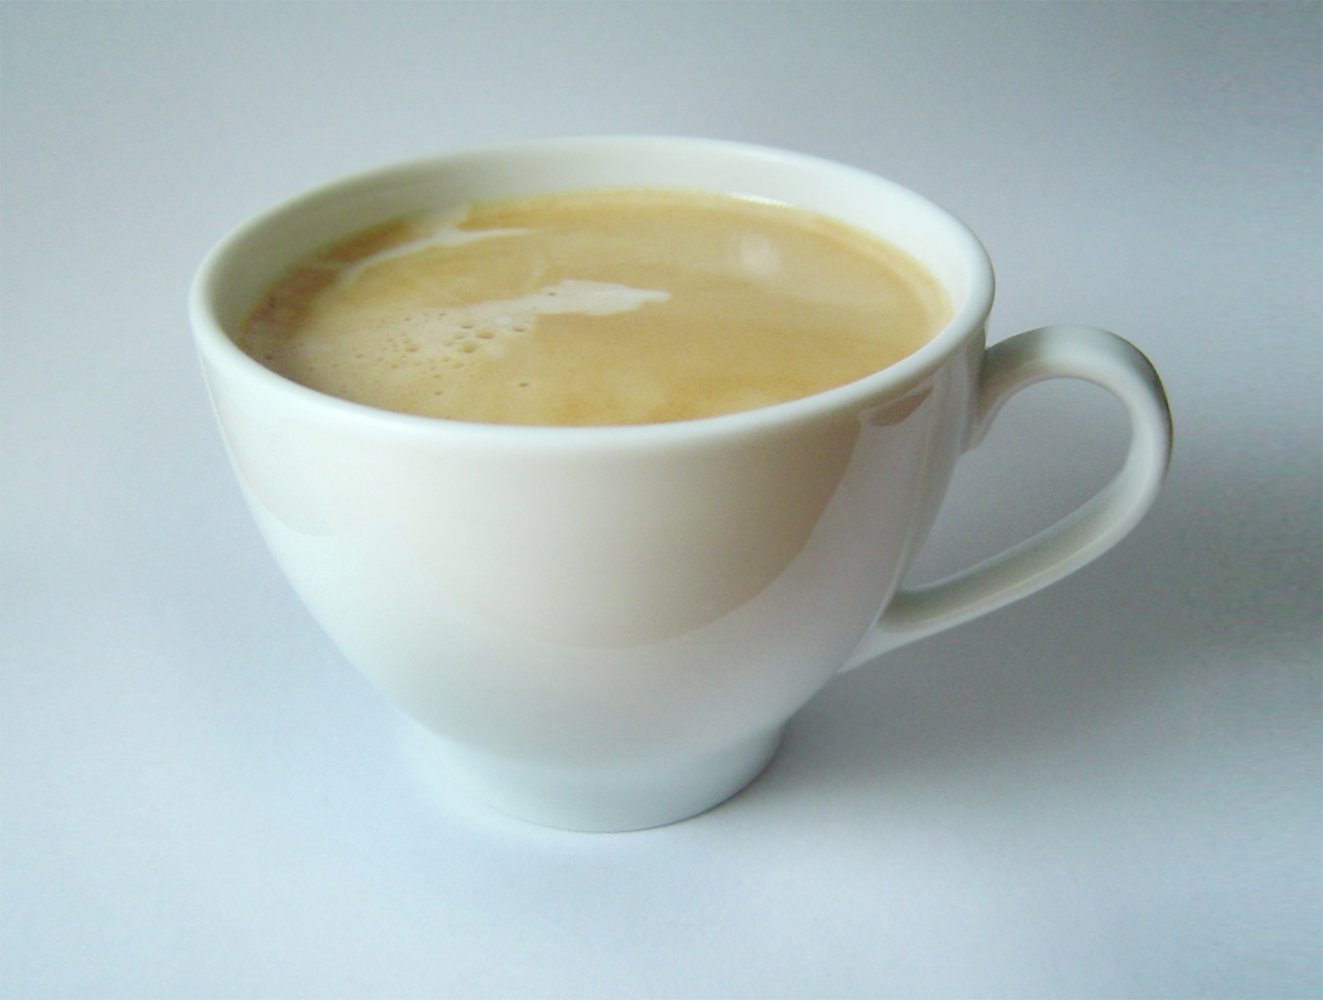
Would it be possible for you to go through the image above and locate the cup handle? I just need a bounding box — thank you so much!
[842,325,1173,671]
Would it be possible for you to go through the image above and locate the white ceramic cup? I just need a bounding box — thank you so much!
[191,137,1172,831]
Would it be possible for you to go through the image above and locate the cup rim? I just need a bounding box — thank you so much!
[189,135,995,443]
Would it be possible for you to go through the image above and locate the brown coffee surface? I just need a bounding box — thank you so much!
[238,189,949,425]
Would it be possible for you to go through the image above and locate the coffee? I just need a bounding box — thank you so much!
[238,189,949,425]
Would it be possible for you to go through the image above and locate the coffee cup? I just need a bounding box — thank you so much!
[190,137,1172,831]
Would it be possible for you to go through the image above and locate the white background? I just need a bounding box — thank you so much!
[2,3,1319,998]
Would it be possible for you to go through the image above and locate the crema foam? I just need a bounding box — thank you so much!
[238,189,950,425]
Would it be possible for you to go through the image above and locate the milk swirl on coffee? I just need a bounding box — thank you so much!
[238,189,949,425]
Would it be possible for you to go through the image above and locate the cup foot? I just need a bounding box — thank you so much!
[404,724,786,832]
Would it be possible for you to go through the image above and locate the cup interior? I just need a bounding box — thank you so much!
[192,137,994,423]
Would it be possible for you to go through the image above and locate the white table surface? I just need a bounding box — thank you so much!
[3,4,1319,998]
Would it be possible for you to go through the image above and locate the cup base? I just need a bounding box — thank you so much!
[404,723,786,832]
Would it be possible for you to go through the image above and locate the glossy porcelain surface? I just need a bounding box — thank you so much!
[191,138,1171,830]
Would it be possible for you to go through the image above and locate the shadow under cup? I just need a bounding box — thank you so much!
[190,138,1004,831]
